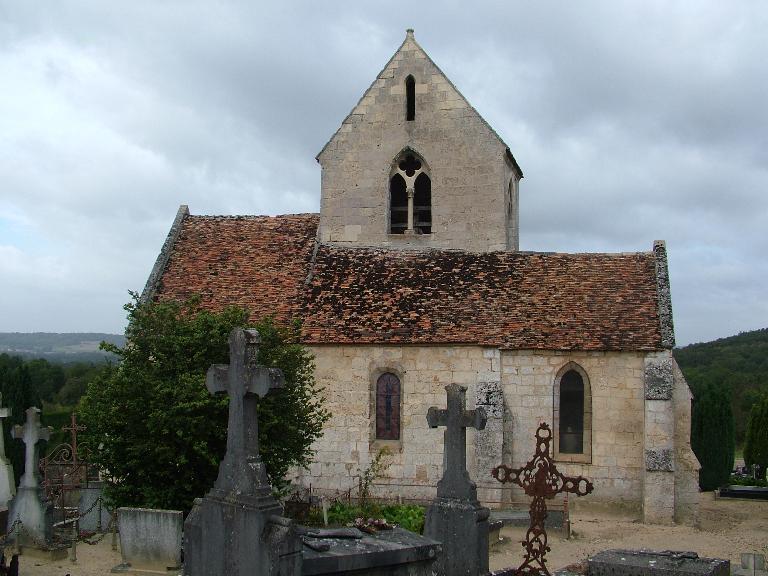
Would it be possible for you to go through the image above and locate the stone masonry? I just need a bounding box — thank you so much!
[317,30,522,252]
[294,345,698,523]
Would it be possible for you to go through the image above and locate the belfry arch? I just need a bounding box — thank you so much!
[389,149,431,235]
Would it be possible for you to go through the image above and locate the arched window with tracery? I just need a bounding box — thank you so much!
[389,150,431,234]
[376,372,401,440]
[553,363,592,462]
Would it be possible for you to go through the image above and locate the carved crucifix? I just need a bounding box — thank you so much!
[206,328,284,497]
[427,384,487,500]
[12,407,53,490]
[492,423,593,576]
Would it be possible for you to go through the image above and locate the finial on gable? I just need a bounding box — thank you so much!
[406,28,415,39]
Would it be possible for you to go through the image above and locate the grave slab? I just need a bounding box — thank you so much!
[112,507,182,574]
[301,526,440,576]
[587,549,730,576]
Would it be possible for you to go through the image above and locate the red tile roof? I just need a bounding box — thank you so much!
[155,214,318,324]
[150,212,665,351]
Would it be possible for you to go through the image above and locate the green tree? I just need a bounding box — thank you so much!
[79,293,330,511]
[744,396,768,480]
[691,383,735,490]
[0,355,43,483]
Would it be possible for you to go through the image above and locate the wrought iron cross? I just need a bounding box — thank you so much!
[12,407,53,489]
[0,393,10,461]
[206,327,284,496]
[62,412,86,467]
[492,423,593,576]
[427,384,487,500]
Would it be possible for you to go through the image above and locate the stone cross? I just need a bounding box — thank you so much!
[12,407,52,489]
[492,423,593,576]
[427,384,487,500]
[206,327,284,496]
[0,393,10,460]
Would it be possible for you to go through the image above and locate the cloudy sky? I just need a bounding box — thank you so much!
[1,2,766,346]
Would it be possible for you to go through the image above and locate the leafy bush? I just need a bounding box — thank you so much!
[79,293,330,511]
[728,474,767,487]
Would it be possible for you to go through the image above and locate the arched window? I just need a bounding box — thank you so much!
[554,363,592,462]
[405,75,415,121]
[376,373,401,440]
[389,150,431,234]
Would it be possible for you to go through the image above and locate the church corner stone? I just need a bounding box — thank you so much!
[645,448,674,472]
[644,357,673,400]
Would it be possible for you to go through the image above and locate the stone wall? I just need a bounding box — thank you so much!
[499,350,646,510]
[317,31,520,252]
[672,358,701,524]
[296,345,657,513]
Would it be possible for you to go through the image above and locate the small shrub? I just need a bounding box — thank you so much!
[728,474,768,487]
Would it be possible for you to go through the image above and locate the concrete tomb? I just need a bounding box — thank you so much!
[183,327,302,576]
[588,549,730,576]
[424,383,490,576]
[112,507,183,574]
[6,407,54,548]
[78,480,113,533]
[0,394,15,510]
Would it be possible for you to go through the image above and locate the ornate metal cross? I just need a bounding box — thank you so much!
[0,393,10,461]
[62,412,86,467]
[206,327,284,496]
[427,384,487,500]
[12,407,53,489]
[492,423,593,576]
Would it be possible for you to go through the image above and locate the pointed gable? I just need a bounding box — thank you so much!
[317,30,523,252]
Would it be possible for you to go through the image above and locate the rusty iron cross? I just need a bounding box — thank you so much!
[427,384,487,500]
[492,423,593,576]
[206,328,284,496]
[62,412,86,466]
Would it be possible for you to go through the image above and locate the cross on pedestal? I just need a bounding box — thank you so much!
[12,407,53,490]
[0,393,10,461]
[206,327,284,497]
[492,423,593,576]
[427,384,487,500]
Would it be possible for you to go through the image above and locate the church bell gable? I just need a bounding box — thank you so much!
[317,29,523,252]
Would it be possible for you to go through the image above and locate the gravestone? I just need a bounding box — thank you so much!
[113,507,183,573]
[6,407,54,547]
[424,383,490,576]
[0,394,15,510]
[183,327,302,576]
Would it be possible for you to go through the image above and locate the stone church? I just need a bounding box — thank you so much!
[143,30,700,524]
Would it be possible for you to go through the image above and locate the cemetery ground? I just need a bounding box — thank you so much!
[4,491,765,575]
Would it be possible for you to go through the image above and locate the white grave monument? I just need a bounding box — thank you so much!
[6,407,54,547]
[0,394,15,510]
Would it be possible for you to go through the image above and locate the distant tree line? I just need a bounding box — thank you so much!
[0,354,108,482]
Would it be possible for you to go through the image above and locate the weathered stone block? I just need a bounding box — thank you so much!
[644,359,673,400]
[588,549,729,576]
[645,448,674,472]
[424,498,489,576]
[113,507,182,573]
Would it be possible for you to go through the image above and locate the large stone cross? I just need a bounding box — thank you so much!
[0,393,10,461]
[12,407,52,489]
[206,327,284,497]
[427,384,487,500]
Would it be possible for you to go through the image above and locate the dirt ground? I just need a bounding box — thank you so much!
[490,492,768,572]
[7,492,768,575]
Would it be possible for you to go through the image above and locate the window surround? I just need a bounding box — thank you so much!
[369,366,405,452]
[553,362,593,463]
[388,148,432,236]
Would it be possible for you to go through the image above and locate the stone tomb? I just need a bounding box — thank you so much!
[6,407,55,550]
[424,383,490,576]
[113,507,183,574]
[183,328,302,576]
[588,550,729,576]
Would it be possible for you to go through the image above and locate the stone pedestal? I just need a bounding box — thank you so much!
[184,490,301,576]
[7,485,53,546]
[425,498,489,576]
[0,459,15,510]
